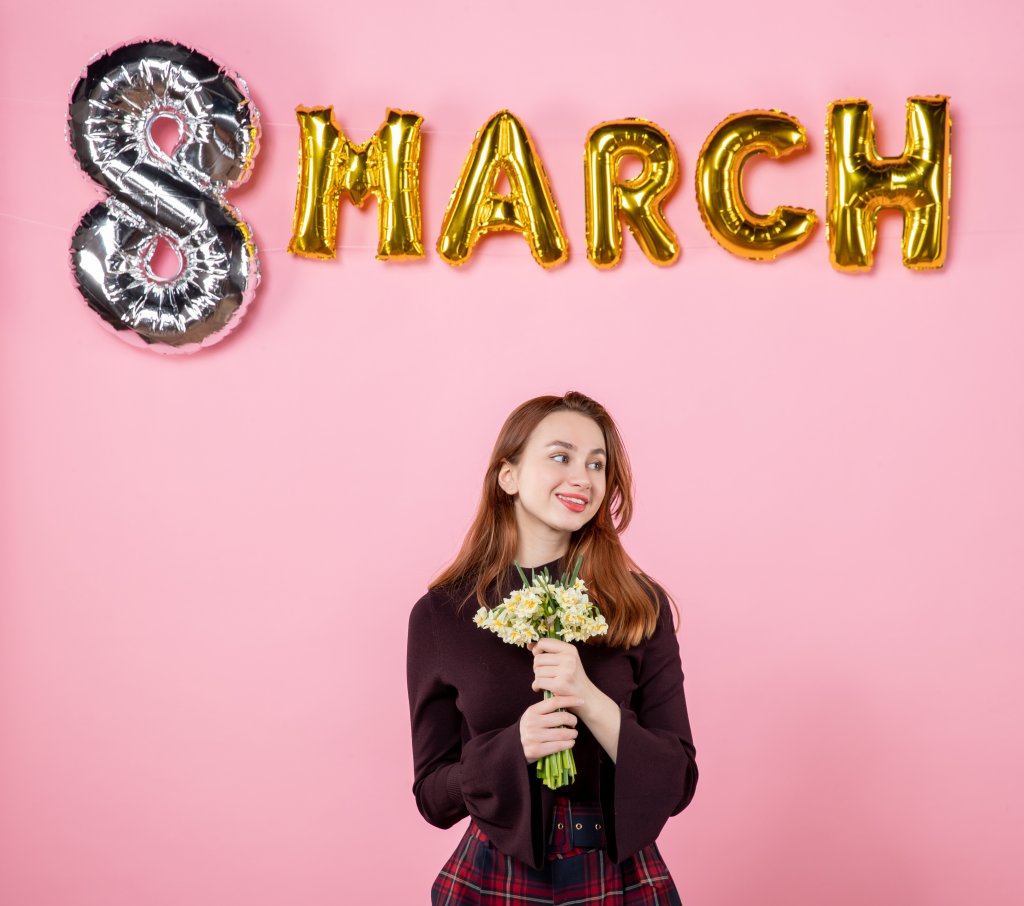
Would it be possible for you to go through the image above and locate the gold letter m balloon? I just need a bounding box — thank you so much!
[288,107,424,260]
[826,96,951,271]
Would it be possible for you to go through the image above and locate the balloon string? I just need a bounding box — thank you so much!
[0,211,751,252]
[3,212,1020,248]
[253,229,1024,256]
[258,241,786,254]
[0,211,68,232]
[258,121,685,137]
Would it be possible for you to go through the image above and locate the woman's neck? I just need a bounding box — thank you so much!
[514,532,569,570]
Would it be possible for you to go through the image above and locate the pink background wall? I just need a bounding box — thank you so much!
[1,2,1021,904]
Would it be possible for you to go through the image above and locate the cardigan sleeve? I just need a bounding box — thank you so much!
[407,592,469,829]
[600,587,698,863]
[407,592,543,868]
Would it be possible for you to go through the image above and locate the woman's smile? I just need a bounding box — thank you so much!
[556,493,588,513]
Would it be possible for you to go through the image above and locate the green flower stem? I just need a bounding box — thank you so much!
[537,684,578,790]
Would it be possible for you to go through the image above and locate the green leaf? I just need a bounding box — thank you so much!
[514,561,530,587]
[569,554,583,585]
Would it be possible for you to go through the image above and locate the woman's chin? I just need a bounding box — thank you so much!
[544,512,589,534]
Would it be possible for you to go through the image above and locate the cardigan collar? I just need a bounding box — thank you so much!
[506,555,566,579]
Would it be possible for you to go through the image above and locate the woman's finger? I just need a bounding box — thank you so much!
[536,738,576,756]
[532,693,583,711]
[531,638,572,654]
[531,723,578,740]
[539,710,577,728]
[531,653,568,666]
[524,738,576,764]
[532,666,561,678]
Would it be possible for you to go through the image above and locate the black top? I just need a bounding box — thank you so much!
[406,556,698,869]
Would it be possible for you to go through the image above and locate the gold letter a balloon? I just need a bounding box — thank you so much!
[437,111,568,268]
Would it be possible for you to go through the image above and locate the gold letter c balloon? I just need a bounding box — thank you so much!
[695,110,817,261]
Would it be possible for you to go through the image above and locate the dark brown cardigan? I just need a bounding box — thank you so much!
[406,556,698,870]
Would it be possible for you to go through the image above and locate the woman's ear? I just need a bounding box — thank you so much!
[498,461,517,495]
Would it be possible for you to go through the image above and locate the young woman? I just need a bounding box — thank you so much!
[407,391,698,905]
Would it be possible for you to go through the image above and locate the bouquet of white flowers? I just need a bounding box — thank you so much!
[474,554,608,789]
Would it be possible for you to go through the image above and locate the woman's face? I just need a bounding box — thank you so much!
[499,410,608,541]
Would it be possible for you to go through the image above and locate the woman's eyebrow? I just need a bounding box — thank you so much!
[545,440,607,456]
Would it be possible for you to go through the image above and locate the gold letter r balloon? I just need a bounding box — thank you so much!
[584,119,681,267]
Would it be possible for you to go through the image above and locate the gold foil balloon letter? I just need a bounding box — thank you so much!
[584,119,680,268]
[826,96,951,271]
[437,111,568,268]
[695,110,817,261]
[289,107,424,260]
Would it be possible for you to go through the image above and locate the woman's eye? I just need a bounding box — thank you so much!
[552,453,569,463]
[588,461,604,471]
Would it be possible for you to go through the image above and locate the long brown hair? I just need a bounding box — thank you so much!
[430,391,679,648]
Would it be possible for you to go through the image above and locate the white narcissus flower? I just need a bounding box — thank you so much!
[557,587,581,607]
[478,576,605,647]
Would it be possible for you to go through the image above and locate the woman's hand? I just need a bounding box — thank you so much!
[526,637,622,763]
[519,694,582,764]
[527,638,595,702]
[518,638,595,764]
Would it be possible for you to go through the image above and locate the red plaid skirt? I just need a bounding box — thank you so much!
[430,797,683,905]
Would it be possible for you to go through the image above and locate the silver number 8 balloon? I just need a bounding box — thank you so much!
[68,40,260,352]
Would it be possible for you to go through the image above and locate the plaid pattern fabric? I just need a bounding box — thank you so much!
[431,797,683,905]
